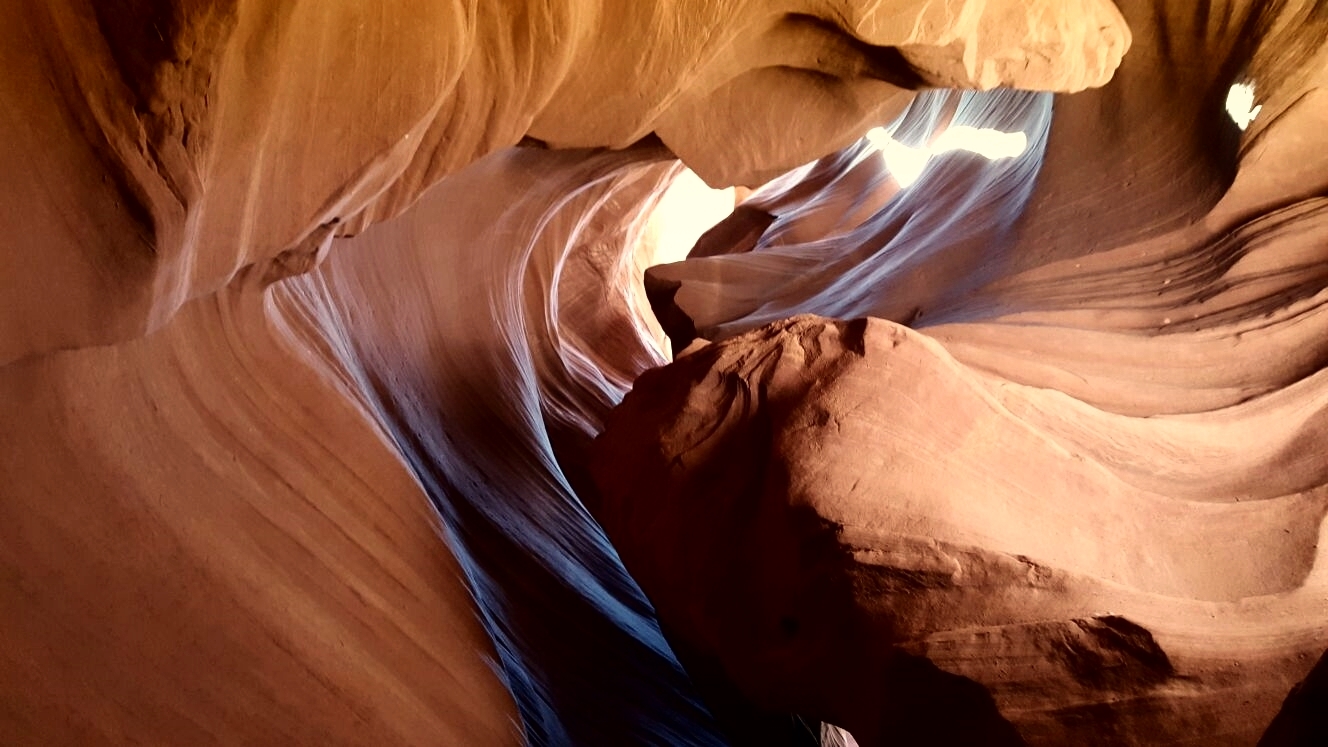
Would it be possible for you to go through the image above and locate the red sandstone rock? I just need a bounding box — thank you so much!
[4,1,1326,744]
[591,314,1328,744]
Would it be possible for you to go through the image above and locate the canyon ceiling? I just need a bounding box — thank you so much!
[2,1,1327,745]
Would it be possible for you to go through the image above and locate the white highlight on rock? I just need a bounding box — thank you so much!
[821,723,862,747]
[645,167,735,264]
[864,126,1029,187]
[1226,81,1262,130]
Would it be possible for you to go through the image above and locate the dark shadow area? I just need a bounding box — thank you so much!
[663,628,825,747]
[1260,647,1328,746]
[688,205,777,259]
[855,651,1028,747]
[644,272,699,357]
[361,369,727,746]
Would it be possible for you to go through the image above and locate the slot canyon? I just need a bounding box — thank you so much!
[3,1,1328,744]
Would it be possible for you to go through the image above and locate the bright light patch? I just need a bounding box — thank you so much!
[644,168,735,265]
[864,126,1028,188]
[1225,81,1261,131]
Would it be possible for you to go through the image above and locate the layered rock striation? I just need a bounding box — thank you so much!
[4,0,1327,745]
[590,315,1328,744]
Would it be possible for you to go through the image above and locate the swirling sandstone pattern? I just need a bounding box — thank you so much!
[3,0,1325,745]
[590,315,1328,744]
[0,0,1127,365]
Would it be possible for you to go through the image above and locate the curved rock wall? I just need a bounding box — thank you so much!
[0,274,523,745]
[0,0,1128,366]
[3,1,1325,745]
[590,315,1328,744]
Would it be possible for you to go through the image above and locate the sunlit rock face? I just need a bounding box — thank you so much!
[0,0,1128,366]
[590,314,1328,744]
[2,0,1326,746]
[591,0,1328,744]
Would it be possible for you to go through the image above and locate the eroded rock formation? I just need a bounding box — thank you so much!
[590,315,1328,744]
[2,0,1326,745]
[0,0,1128,365]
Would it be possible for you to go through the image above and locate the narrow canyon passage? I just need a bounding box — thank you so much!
[3,1,1328,745]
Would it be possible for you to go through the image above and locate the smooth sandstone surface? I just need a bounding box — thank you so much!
[0,280,523,746]
[0,0,1128,366]
[3,0,1326,745]
[590,314,1328,744]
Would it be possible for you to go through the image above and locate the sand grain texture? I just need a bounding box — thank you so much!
[3,0,1325,744]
